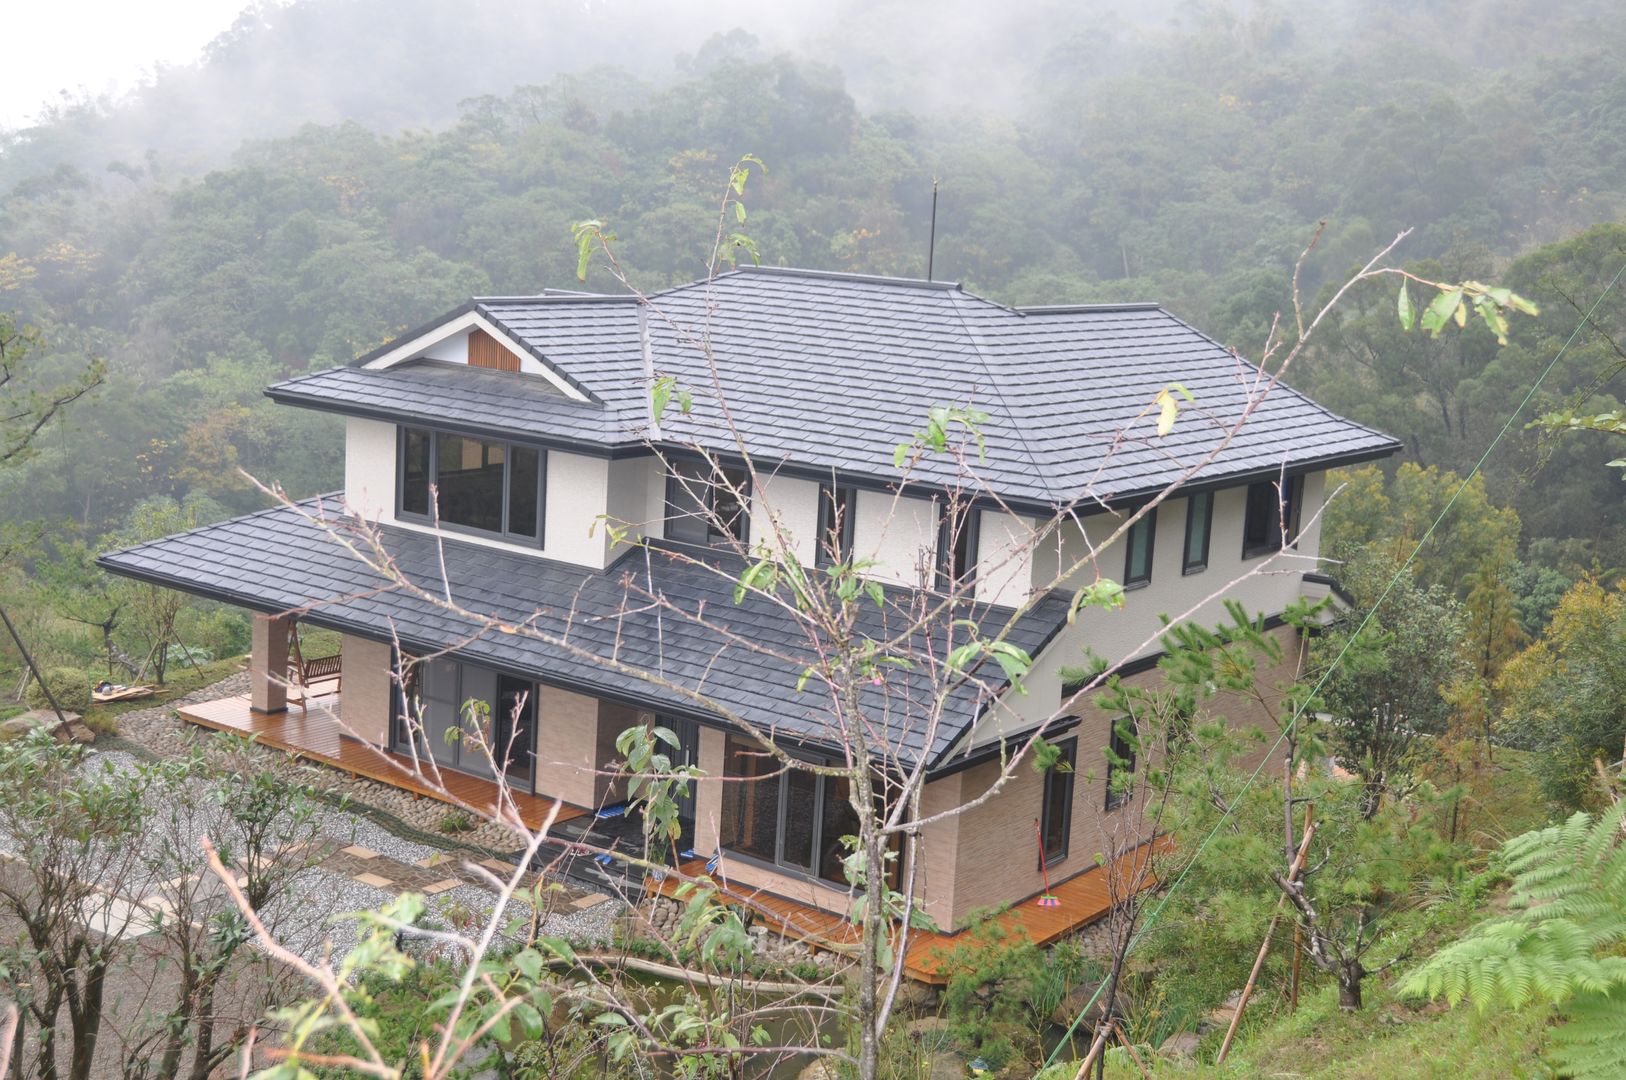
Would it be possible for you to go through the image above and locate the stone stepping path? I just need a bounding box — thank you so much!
[320,844,614,911]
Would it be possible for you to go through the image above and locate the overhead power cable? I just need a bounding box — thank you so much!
[1044,254,1626,1069]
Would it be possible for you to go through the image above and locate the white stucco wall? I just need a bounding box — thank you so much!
[974,510,1040,608]
[604,455,664,561]
[343,416,398,521]
[749,473,821,564]
[852,488,939,589]
[545,451,612,568]
[963,471,1329,748]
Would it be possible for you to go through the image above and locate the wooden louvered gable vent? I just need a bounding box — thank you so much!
[467,327,522,373]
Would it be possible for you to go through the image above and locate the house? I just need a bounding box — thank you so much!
[98,266,1397,956]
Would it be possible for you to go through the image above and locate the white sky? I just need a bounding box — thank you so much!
[1,0,251,130]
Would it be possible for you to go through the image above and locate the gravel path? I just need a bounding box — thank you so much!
[93,674,626,961]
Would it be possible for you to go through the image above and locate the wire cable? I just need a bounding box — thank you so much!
[1043,254,1626,1068]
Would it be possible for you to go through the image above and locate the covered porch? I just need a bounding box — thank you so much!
[177,691,592,831]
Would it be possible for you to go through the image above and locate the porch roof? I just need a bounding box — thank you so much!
[97,496,1070,769]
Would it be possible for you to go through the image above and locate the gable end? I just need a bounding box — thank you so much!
[468,327,521,373]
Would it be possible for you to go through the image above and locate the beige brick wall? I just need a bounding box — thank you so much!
[533,684,607,808]
[338,634,393,746]
[693,726,726,855]
[942,622,1304,928]
[913,771,962,928]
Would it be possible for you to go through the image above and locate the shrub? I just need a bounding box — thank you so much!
[25,666,93,714]
[437,809,475,834]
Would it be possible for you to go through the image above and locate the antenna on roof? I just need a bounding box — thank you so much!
[926,177,940,282]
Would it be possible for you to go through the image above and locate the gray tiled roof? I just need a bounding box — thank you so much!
[267,268,1399,510]
[97,497,1069,769]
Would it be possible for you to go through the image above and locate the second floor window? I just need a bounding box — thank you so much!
[1123,506,1157,588]
[1242,475,1303,559]
[935,503,980,592]
[1105,718,1137,811]
[1183,490,1213,574]
[397,427,544,545]
[665,460,751,548]
[816,483,857,566]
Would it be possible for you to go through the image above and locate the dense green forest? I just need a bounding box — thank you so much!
[2,0,1624,544]
[3,2,1626,1075]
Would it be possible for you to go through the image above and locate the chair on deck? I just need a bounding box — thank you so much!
[287,623,342,707]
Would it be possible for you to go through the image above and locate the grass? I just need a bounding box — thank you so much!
[79,656,245,733]
[1090,748,1560,1079]
[1142,983,1554,1078]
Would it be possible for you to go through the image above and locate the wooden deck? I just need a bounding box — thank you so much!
[177,694,588,831]
[653,838,1171,984]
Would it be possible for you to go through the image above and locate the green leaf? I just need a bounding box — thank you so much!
[1068,579,1126,623]
[651,378,672,424]
[1397,282,1415,330]
[735,202,747,224]
[512,948,543,980]
[1420,287,1464,338]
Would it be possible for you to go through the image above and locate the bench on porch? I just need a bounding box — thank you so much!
[287,624,341,707]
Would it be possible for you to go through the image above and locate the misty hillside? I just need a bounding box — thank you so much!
[0,0,1623,551]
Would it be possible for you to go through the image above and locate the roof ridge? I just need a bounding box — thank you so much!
[476,293,636,305]
[1017,302,1162,314]
[733,264,963,291]
[942,290,1059,504]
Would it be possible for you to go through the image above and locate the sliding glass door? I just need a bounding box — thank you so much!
[398,658,536,787]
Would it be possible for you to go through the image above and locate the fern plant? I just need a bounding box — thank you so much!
[1399,800,1626,1077]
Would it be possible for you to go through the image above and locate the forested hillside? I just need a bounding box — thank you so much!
[5,3,1626,1076]
[2,0,1624,550]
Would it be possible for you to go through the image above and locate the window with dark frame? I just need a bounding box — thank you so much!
[1182,490,1213,574]
[816,482,857,566]
[718,736,898,889]
[1123,506,1157,588]
[396,426,546,546]
[1104,718,1137,811]
[1040,737,1077,866]
[935,503,980,591]
[1241,475,1303,560]
[665,460,752,548]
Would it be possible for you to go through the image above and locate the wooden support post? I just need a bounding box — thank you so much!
[1216,807,1316,1064]
[250,614,290,714]
[1111,1021,1153,1079]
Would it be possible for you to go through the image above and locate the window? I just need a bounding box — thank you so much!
[1123,506,1157,588]
[1182,491,1213,574]
[1105,718,1137,811]
[935,503,980,591]
[720,736,780,862]
[1040,737,1077,866]
[720,736,897,889]
[816,483,857,566]
[397,427,545,545]
[665,461,751,547]
[1241,475,1303,560]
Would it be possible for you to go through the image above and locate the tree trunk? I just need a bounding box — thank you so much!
[1337,961,1364,1011]
[155,969,198,1080]
[67,960,108,1080]
[185,976,222,1080]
